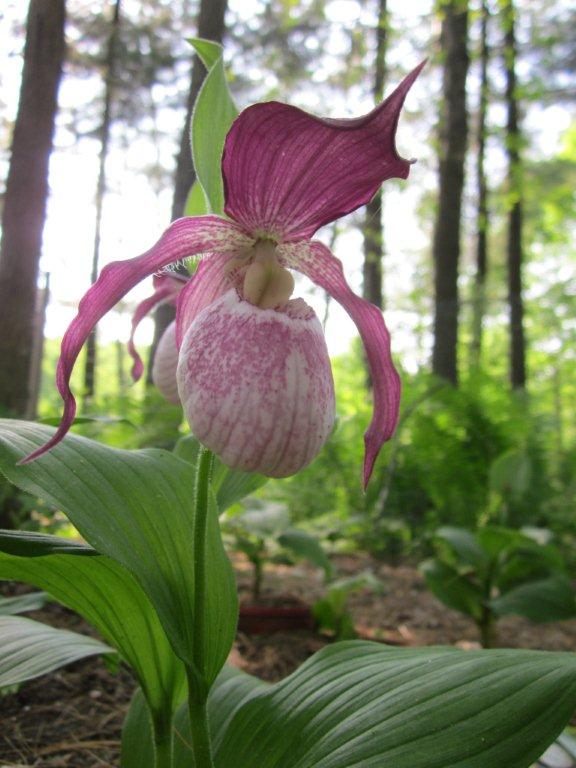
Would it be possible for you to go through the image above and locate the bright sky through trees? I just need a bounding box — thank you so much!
[0,0,572,369]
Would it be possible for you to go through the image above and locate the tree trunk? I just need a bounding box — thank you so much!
[83,0,122,406]
[470,0,490,369]
[0,0,66,417]
[502,0,527,389]
[431,0,470,385]
[362,0,388,311]
[27,273,50,419]
[147,0,228,383]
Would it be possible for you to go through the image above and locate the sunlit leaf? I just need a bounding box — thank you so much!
[0,615,113,689]
[0,420,237,691]
[0,591,47,616]
[0,546,184,721]
[189,38,238,214]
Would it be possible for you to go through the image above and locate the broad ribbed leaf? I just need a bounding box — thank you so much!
[278,529,332,579]
[0,591,47,616]
[0,528,96,556]
[0,614,112,688]
[420,558,483,620]
[185,180,209,217]
[121,688,155,768]
[0,548,184,720]
[0,420,237,688]
[233,505,290,537]
[215,465,268,512]
[435,526,487,570]
[492,576,576,623]
[177,665,269,762]
[189,38,237,214]
[215,642,576,768]
[122,666,270,767]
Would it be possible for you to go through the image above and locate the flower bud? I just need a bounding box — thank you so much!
[177,289,335,477]
[151,321,180,404]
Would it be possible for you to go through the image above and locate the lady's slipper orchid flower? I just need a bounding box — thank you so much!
[127,272,185,404]
[23,63,424,487]
[127,271,186,382]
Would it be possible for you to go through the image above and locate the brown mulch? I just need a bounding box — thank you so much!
[2,553,576,766]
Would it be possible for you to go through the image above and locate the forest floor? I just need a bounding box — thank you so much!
[2,553,576,767]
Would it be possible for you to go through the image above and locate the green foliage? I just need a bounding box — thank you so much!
[123,642,576,768]
[222,500,330,602]
[0,591,47,616]
[0,614,113,690]
[313,570,382,640]
[0,536,186,724]
[189,38,237,214]
[0,400,574,765]
[0,420,238,686]
[258,349,573,561]
[421,524,576,646]
[212,643,576,768]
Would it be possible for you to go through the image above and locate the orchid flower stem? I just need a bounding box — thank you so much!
[186,446,216,768]
[153,727,173,768]
[187,684,215,768]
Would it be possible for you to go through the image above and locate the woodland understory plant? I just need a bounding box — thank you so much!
[1,42,576,768]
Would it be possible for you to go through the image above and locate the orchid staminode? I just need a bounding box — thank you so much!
[24,63,424,486]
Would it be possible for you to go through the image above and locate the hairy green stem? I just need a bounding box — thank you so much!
[479,563,497,649]
[153,725,173,768]
[193,447,214,670]
[187,673,215,768]
[186,447,215,768]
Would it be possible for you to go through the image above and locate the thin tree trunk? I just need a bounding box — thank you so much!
[147,0,228,383]
[362,0,388,311]
[431,0,470,385]
[470,0,490,368]
[83,0,122,406]
[27,273,51,419]
[116,339,126,397]
[502,0,526,389]
[0,0,65,416]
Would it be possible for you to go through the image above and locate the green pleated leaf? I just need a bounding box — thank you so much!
[215,465,268,513]
[188,37,222,70]
[0,528,96,556]
[278,528,332,579]
[122,666,269,767]
[0,591,47,616]
[0,547,184,722]
[189,38,237,214]
[175,665,270,762]
[0,420,237,690]
[40,414,136,428]
[215,642,576,768]
[492,576,576,623]
[435,526,488,570]
[121,688,156,768]
[420,558,483,619]
[184,180,209,217]
[0,614,113,689]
